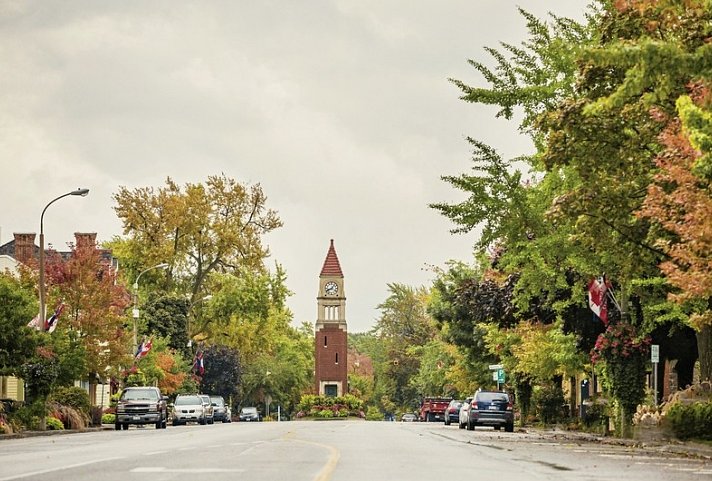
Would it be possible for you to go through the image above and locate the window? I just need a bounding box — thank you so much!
[335,353,339,364]
[324,336,328,347]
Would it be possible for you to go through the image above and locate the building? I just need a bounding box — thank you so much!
[314,240,348,397]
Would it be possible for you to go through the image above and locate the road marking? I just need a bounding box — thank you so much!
[132,467,245,473]
[0,457,124,481]
[143,450,168,456]
[285,435,340,481]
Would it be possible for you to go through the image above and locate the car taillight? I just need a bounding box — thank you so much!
[506,402,513,411]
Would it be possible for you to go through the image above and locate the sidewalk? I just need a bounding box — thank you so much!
[522,426,712,460]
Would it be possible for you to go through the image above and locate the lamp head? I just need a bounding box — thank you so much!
[71,188,90,197]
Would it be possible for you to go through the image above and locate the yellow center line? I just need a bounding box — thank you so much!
[282,431,341,481]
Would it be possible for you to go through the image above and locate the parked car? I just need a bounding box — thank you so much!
[444,399,463,426]
[199,394,215,424]
[465,391,514,432]
[459,397,472,429]
[210,395,232,423]
[239,406,260,422]
[115,386,168,430]
[419,397,452,422]
[172,394,207,425]
[401,413,417,422]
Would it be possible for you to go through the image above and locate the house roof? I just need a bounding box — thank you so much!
[320,239,343,277]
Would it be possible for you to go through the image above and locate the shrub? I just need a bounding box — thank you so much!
[10,400,45,431]
[49,404,88,430]
[665,401,712,440]
[365,406,382,421]
[50,387,91,416]
[46,416,65,430]
[102,413,116,424]
[533,384,566,424]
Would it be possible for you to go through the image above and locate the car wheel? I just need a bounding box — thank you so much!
[505,422,514,433]
[172,420,181,426]
[114,422,121,431]
[458,421,465,429]
[199,418,206,425]
[121,423,129,430]
[494,425,501,431]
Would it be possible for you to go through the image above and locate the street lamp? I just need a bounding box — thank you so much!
[132,263,169,352]
[38,188,90,326]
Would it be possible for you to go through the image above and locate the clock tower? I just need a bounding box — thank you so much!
[315,239,348,396]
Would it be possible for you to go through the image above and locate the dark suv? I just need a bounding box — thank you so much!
[115,386,168,430]
[465,390,514,432]
[210,395,232,423]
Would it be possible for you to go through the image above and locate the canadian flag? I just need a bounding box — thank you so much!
[193,351,205,375]
[134,338,153,361]
[588,277,610,325]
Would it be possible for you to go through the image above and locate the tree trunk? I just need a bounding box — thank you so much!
[697,323,712,382]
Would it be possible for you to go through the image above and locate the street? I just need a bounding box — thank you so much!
[0,421,710,481]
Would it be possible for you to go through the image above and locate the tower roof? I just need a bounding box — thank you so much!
[320,239,343,277]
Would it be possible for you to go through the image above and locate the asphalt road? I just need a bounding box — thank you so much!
[0,421,710,481]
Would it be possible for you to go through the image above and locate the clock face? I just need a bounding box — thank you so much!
[324,281,338,296]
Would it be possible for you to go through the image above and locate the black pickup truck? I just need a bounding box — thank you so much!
[115,386,168,430]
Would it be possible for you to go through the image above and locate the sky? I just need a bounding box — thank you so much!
[0,1,590,333]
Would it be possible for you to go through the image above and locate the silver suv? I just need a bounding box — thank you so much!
[172,394,207,425]
[239,406,260,422]
[199,394,215,424]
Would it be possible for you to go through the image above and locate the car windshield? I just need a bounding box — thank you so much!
[476,392,509,403]
[241,407,257,414]
[175,395,201,405]
[210,397,224,406]
[121,389,158,401]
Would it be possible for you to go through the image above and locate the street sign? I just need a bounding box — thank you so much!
[497,369,505,383]
[492,371,498,381]
[651,344,659,363]
[488,364,504,370]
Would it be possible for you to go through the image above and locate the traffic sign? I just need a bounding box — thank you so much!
[497,369,506,383]
[488,364,504,370]
[651,344,659,363]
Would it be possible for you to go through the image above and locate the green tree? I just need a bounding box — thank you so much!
[144,294,190,356]
[199,344,241,402]
[0,272,39,375]
[372,284,436,408]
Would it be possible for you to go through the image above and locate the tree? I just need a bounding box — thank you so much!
[144,294,190,356]
[199,344,241,402]
[111,174,282,309]
[371,284,437,408]
[45,239,131,381]
[638,89,712,380]
[0,272,38,375]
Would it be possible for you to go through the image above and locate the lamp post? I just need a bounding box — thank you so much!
[132,263,169,353]
[38,188,89,326]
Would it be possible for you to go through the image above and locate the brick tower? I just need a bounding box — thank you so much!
[314,239,348,396]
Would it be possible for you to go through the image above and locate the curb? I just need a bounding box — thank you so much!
[523,427,712,460]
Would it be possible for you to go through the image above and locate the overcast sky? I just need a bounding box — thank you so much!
[0,1,589,333]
